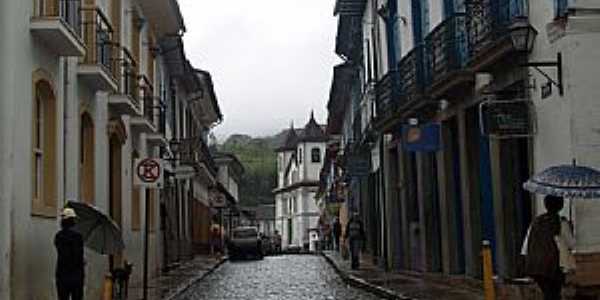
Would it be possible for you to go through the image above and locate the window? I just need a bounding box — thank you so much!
[80,113,95,204]
[32,79,58,216]
[555,0,568,18]
[311,148,321,163]
[298,148,303,164]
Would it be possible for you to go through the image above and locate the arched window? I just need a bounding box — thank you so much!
[80,113,95,204]
[32,79,58,216]
[311,148,321,163]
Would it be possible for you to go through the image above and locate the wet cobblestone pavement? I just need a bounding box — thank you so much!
[174,255,383,300]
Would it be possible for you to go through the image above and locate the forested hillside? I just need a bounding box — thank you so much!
[219,132,286,206]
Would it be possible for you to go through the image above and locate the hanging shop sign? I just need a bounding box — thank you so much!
[402,123,442,152]
[134,158,164,188]
[479,99,536,138]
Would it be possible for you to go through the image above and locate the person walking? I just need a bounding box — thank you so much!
[333,218,342,252]
[55,208,85,300]
[523,195,573,300]
[344,212,365,270]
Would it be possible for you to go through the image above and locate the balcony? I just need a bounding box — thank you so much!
[466,0,528,70]
[30,0,86,57]
[375,71,401,127]
[78,7,117,92]
[131,75,157,134]
[425,13,473,98]
[108,48,140,116]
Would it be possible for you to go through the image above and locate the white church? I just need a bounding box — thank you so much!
[274,112,328,250]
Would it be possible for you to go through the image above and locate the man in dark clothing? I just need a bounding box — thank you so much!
[333,218,342,251]
[344,212,365,270]
[55,208,85,300]
[524,195,564,300]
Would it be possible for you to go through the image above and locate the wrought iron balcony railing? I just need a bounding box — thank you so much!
[118,47,140,109]
[375,70,401,123]
[425,13,469,86]
[139,75,155,126]
[81,7,115,74]
[35,0,82,36]
[466,0,527,57]
[398,45,426,99]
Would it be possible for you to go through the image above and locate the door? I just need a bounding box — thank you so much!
[109,134,123,269]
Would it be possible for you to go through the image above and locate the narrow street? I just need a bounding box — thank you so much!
[173,255,383,300]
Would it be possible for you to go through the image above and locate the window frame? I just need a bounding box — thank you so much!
[31,77,58,218]
[311,147,321,163]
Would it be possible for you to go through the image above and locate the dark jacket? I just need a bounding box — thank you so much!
[345,218,365,241]
[525,213,561,278]
[54,228,85,282]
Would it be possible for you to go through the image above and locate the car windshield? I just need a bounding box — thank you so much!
[234,229,257,238]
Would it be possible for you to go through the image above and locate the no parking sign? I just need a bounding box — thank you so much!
[134,158,164,188]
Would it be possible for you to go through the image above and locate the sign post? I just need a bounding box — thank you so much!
[134,158,163,300]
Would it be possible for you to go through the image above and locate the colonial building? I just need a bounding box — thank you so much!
[274,113,328,249]
[0,0,223,298]
[327,0,600,298]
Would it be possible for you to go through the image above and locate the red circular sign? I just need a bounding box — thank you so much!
[137,158,161,183]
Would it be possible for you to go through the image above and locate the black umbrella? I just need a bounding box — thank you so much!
[66,201,125,255]
[523,161,600,199]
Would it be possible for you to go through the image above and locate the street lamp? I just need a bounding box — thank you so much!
[507,18,564,97]
[509,17,538,53]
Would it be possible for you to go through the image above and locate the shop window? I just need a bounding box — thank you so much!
[32,78,58,217]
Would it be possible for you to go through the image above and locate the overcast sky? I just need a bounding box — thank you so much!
[179,0,341,141]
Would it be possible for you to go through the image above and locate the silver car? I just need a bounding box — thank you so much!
[227,227,263,260]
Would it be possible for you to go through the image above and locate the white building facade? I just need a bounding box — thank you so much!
[0,0,222,299]
[274,113,328,249]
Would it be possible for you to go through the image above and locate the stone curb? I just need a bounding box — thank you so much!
[321,252,414,300]
[163,257,228,300]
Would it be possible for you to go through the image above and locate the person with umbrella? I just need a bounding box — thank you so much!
[523,196,574,300]
[55,208,85,300]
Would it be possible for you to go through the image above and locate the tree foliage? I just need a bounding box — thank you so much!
[219,133,286,207]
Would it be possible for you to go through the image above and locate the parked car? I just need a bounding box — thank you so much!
[227,227,263,260]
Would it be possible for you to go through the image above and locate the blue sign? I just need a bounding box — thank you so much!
[402,123,441,152]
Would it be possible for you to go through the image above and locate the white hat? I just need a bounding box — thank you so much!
[61,208,77,219]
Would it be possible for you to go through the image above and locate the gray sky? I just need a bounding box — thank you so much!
[179,0,341,141]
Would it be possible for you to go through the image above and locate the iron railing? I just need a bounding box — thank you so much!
[398,45,426,99]
[375,70,401,123]
[466,0,528,57]
[35,0,82,37]
[81,7,115,74]
[118,48,140,110]
[139,75,155,126]
[425,13,469,85]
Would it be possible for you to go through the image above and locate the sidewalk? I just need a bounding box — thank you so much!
[129,255,227,300]
[322,251,484,300]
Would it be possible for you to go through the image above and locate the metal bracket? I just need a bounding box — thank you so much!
[520,52,564,96]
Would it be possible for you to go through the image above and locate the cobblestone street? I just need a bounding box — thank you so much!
[173,255,383,300]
